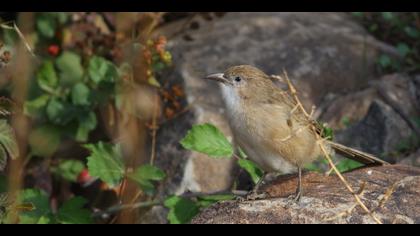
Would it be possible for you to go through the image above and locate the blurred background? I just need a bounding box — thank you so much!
[0,12,419,224]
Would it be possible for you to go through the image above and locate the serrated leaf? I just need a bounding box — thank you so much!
[75,112,97,142]
[164,196,200,224]
[37,61,58,93]
[71,82,90,106]
[28,125,60,158]
[180,123,233,158]
[57,197,92,224]
[237,159,263,184]
[85,142,124,187]
[36,13,57,38]
[24,94,50,117]
[18,189,53,224]
[128,164,165,195]
[55,160,85,182]
[56,51,84,87]
[88,56,117,84]
[46,98,77,125]
[131,164,166,181]
[0,120,19,171]
[0,97,14,117]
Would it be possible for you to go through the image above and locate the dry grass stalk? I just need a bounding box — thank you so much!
[280,70,383,224]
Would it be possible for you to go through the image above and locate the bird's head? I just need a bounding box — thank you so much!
[205,65,276,105]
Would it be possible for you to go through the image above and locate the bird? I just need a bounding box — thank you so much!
[205,65,388,201]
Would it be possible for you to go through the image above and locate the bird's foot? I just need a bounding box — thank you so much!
[236,190,268,202]
[246,190,268,201]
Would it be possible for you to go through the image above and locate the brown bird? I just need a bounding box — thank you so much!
[205,65,388,201]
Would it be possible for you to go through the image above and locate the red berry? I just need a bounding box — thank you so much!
[77,169,92,184]
[48,45,60,56]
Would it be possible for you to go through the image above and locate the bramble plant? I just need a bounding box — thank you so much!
[0,13,175,224]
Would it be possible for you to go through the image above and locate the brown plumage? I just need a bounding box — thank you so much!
[205,65,387,200]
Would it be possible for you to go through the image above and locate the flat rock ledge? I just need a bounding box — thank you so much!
[192,165,420,224]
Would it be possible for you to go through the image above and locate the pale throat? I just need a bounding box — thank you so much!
[219,84,247,122]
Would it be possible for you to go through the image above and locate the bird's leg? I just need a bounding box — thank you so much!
[245,173,268,201]
[253,173,266,193]
[293,167,302,202]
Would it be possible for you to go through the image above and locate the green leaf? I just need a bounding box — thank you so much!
[237,159,263,184]
[0,120,19,171]
[128,164,165,195]
[396,43,410,57]
[180,123,233,158]
[164,196,200,224]
[378,54,392,68]
[28,125,60,157]
[18,189,53,224]
[336,159,364,173]
[46,98,76,125]
[88,56,118,84]
[196,194,235,208]
[85,142,124,187]
[36,13,57,38]
[57,197,92,224]
[71,82,90,106]
[55,160,85,182]
[37,61,58,93]
[56,51,84,87]
[24,94,50,117]
[75,112,97,142]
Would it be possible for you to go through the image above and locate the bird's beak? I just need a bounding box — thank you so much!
[204,73,231,85]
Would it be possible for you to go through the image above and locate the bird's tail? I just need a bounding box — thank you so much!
[326,140,389,165]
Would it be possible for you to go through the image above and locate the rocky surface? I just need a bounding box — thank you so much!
[335,100,412,163]
[192,165,420,224]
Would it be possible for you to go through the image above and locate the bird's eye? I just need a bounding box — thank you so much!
[234,76,242,82]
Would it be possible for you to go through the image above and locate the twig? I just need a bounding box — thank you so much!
[374,182,397,211]
[1,21,37,58]
[323,203,358,222]
[180,190,246,199]
[282,72,383,224]
[92,200,161,218]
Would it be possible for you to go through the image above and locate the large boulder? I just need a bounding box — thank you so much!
[192,165,420,224]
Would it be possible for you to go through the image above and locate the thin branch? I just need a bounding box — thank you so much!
[92,200,161,218]
[1,21,37,58]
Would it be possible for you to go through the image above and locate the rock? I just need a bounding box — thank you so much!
[335,100,413,163]
[192,165,420,224]
[166,12,398,106]
[372,74,420,118]
[399,149,420,167]
[318,88,377,130]
[155,12,399,198]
